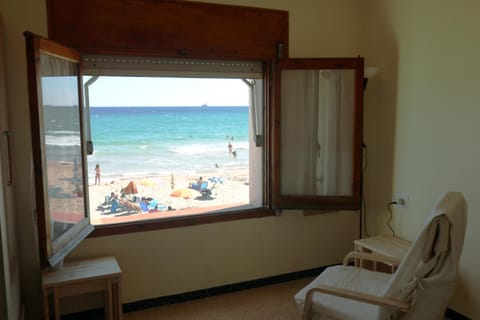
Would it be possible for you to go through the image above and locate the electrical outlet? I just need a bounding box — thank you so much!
[393,194,409,209]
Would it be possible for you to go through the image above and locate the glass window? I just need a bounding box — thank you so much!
[27,35,364,243]
[25,33,93,268]
[41,53,87,237]
[80,57,266,226]
[273,58,364,210]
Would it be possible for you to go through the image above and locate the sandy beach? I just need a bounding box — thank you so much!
[88,167,250,225]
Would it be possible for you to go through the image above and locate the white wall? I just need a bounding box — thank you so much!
[0,0,363,317]
[363,0,480,317]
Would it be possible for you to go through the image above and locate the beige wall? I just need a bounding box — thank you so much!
[4,0,480,318]
[188,0,364,58]
[0,16,22,319]
[0,0,363,317]
[0,0,48,318]
[363,0,480,317]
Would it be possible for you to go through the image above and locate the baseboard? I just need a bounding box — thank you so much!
[62,265,329,319]
[61,265,471,320]
[123,265,329,313]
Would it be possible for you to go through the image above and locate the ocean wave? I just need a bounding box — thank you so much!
[46,130,79,135]
[88,153,248,180]
[87,106,250,181]
[45,134,81,146]
[89,168,198,182]
[169,141,249,155]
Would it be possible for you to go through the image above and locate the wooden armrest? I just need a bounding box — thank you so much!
[343,251,402,267]
[303,284,409,320]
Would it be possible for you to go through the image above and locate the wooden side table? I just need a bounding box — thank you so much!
[354,235,411,273]
[42,256,122,320]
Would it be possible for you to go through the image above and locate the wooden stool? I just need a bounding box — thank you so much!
[42,256,122,320]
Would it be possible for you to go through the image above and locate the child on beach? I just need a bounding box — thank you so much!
[95,164,101,185]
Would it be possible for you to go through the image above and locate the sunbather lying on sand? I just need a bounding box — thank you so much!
[119,198,142,213]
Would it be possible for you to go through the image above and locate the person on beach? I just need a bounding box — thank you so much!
[228,141,233,154]
[189,176,204,190]
[104,191,116,205]
[95,164,101,185]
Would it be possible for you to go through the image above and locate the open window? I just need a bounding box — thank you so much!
[272,58,364,210]
[27,0,363,265]
[25,32,93,268]
[80,55,266,225]
[25,32,272,261]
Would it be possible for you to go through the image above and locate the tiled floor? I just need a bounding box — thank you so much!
[123,278,311,320]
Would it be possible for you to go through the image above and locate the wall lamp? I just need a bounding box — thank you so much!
[363,67,379,90]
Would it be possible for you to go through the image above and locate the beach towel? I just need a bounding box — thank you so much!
[139,201,149,212]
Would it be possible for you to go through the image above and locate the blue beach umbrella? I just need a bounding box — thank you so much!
[208,176,224,184]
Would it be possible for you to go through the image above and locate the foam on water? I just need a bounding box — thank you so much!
[86,106,249,182]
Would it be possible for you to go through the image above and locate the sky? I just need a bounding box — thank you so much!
[86,77,249,107]
[37,76,246,107]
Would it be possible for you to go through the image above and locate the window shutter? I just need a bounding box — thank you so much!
[82,55,264,79]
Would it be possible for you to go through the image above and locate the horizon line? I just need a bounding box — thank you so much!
[90,105,248,108]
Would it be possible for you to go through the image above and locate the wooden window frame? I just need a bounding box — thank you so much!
[42,0,287,237]
[35,0,364,241]
[271,58,364,211]
[24,32,95,268]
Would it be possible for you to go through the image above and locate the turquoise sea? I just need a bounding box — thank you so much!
[87,106,249,183]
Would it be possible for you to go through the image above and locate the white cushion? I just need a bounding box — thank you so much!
[295,266,392,320]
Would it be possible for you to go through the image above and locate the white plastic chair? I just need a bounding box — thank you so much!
[295,191,467,320]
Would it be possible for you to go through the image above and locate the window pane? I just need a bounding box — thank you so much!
[280,69,355,196]
[84,76,264,225]
[40,53,86,241]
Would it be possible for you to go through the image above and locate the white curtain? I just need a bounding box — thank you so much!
[280,70,318,194]
[280,69,354,196]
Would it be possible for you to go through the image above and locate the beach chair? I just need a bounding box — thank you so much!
[200,177,225,199]
[111,197,141,214]
[199,181,212,198]
[189,179,205,191]
[110,198,125,213]
[147,199,158,211]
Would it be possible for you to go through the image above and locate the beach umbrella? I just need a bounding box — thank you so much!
[140,178,158,187]
[207,176,224,190]
[122,180,138,195]
[139,178,160,196]
[208,176,224,184]
[170,188,200,199]
[170,188,200,208]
